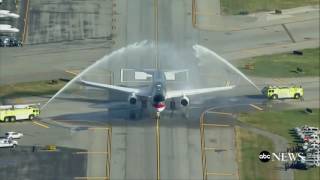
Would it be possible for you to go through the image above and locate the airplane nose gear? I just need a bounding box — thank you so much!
[170,99,176,110]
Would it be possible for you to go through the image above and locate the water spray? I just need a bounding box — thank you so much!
[193,44,260,92]
[41,40,149,110]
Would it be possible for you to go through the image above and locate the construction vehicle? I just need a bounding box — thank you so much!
[262,85,304,100]
[0,104,40,122]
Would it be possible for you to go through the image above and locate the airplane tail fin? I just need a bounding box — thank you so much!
[120,68,189,82]
[164,69,189,81]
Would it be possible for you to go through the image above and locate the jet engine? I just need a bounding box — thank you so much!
[128,94,137,105]
[180,96,189,106]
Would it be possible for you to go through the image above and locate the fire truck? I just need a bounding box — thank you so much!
[262,86,304,100]
[0,104,40,122]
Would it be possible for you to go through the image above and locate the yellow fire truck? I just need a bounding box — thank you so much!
[0,104,40,122]
[262,86,304,100]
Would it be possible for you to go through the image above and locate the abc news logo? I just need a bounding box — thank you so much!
[259,151,305,162]
[259,151,272,162]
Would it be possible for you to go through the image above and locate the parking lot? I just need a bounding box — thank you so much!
[290,125,320,169]
[0,120,111,179]
[0,36,22,47]
[0,145,87,180]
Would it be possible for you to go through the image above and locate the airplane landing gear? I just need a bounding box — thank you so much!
[156,112,160,119]
[170,99,176,111]
[129,110,136,119]
[182,106,190,119]
[141,99,148,109]
[170,99,176,117]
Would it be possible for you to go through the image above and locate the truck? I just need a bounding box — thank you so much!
[0,104,40,122]
[262,85,304,100]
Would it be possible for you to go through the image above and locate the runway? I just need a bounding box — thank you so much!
[1,1,318,85]
[101,1,238,178]
[0,0,319,179]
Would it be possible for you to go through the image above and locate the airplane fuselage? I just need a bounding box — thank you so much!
[151,71,167,112]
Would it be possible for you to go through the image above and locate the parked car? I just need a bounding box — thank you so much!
[0,138,18,148]
[301,157,320,167]
[0,38,4,46]
[8,37,22,47]
[5,132,23,139]
[299,131,317,139]
[306,147,320,153]
[0,37,10,47]
[305,134,320,143]
[0,37,22,47]
[307,151,320,157]
[295,126,319,134]
[303,142,319,150]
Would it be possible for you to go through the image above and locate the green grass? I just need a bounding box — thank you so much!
[239,109,319,142]
[0,80,67,101]
[237,48,320,77]
[239,109,320,180]
[236,127,278,180]
[221,0,319,15]
[294,168,320,180]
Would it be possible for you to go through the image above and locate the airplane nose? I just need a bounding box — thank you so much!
[153,102,166,112]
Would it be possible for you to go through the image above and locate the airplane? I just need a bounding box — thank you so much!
[81,69,235,117]
[0,24,19,33]
[0,10,19,18]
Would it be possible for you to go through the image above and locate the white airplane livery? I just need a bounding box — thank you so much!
[81,69,235,115]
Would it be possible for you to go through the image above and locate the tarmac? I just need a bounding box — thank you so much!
[0,121,88,180]
[0,0,319,180]
[0,146,87,180]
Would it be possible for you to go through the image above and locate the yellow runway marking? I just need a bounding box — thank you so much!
[154,0,159,69]
[207,172,234,176]
[41,150,57,152]
[249,104,263,111]
[32,121,49,128]
[241,48,260,56]
[156,116,160,180]
[204,147,228,151]
[154,0,160,178]
[189,106,202,109]
[195,11,217,16]
[22,0,30,43]
[202,123,230,127]
[206,111,233,116]
[200,106,239,179]
[75,152,109,154]
[273,78,287,84]
[14,98,25,104]
[74,177,109,180]
[199,111,207,179]
[65,70,79,76]
[89,127,111,130]
[192,0,197,27]
[273,78,281,83]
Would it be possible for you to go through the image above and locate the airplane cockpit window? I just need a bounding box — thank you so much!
[155,84,162,91]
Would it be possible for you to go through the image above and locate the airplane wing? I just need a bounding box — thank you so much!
[166,85,235,98]
[81,79,140,94]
